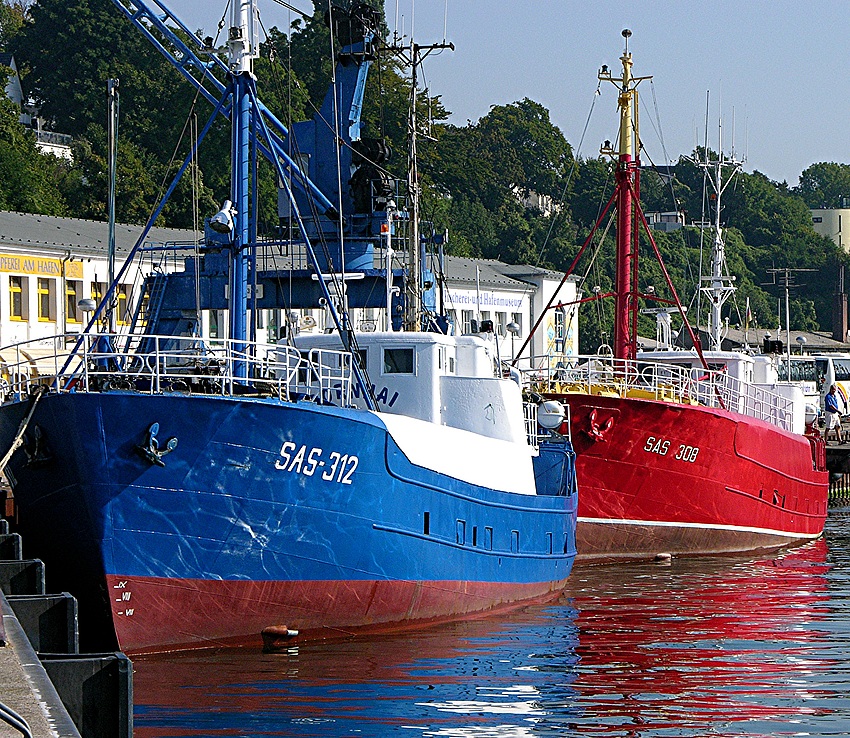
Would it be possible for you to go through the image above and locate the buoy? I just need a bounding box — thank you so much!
[261,625,300,652]
[538,400,566,430]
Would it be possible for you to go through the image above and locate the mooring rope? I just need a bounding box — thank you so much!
[0,386,47,479]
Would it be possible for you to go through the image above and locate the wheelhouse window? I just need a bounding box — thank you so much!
[209,310,225,339]
[383,347,414,374]
[9,275,27,321]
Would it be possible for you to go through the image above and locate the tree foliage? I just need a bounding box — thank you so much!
[795,162,850,209]
[0,0,846,339]
[0,77,67,214]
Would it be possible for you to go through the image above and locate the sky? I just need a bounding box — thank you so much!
[162,0,847,186]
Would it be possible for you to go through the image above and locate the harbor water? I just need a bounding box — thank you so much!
[133,509,850,737]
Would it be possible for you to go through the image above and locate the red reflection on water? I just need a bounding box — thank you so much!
[133,612,572,737]
[133,539,838,738]
[566,538,833,734]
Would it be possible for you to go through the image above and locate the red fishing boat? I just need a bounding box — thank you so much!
[525,31,828,562]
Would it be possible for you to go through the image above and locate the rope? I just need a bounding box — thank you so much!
[0,386,47,480]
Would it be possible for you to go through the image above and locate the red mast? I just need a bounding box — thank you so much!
[601,29,648,361]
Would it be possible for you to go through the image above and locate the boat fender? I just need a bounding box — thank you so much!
[538,400,565,430]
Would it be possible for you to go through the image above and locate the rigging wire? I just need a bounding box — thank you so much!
[256,12,297,343]
[258,10,345,343]
[131,1,232,341]
[268,0,310,20]
[260,6,373,387]
[532,79,602,268]
[326,0,349,299]
[644,79,702,321]
[696,90,711,329]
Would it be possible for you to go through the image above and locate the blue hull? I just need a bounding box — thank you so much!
[0,392,577,652]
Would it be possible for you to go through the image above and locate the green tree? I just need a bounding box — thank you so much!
[795,162,850,209]
[0,89,67,214]
[0,0,26,49]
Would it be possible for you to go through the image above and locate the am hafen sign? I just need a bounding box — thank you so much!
[446,290,525,310]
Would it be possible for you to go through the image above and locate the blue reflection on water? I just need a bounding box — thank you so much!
[134,510,850,737]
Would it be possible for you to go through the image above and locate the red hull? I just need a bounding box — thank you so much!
[105,575,571,654]
[559,394,828,563]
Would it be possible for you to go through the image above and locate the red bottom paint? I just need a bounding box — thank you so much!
[557,395,828,563]
[106,575,572,654]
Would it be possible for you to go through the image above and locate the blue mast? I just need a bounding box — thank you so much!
[101,0,391,407]
[226,1,258,377]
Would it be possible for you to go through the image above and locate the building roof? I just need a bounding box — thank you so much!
[0,211,568,298]
[662,325,850,354]
[717,326,850,354]
[443,256,563,290]
[0,210,197,259]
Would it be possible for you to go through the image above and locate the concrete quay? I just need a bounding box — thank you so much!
[0,513,132,738]
[0,589,81,738]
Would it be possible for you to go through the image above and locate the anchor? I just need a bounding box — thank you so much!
[585,408,615,442]
[136,422,178,467]
[23,424,52,467]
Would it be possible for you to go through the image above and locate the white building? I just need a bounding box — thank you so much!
[0,54,73,160]
[0,210,191,348]
[811,207,850,252]
[441,256,578,368]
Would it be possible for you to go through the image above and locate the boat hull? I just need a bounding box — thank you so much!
[557,394,827,563]
[0,391,577,653]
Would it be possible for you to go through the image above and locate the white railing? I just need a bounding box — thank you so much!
[523,354,796,432]
[0,333,355,407]
[523,400,539,451]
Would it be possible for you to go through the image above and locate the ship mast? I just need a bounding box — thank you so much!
[514,33,714,375]
[697,119,741,351]
[228,0,260,373]
[600,30,651,361]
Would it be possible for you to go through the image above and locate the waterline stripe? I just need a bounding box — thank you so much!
[578,516,822,539]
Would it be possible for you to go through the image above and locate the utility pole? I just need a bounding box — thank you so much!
[385,37,453,331]
[765,267,816,379]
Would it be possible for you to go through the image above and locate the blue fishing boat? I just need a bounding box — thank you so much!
[0,0,577,653]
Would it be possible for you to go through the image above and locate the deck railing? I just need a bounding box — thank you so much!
[525,354,796,432]
[0,333,355,407]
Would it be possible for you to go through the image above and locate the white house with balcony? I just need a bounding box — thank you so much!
[441,256,578,367]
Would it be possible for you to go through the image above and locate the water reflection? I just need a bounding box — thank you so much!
[135,511,850,737]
